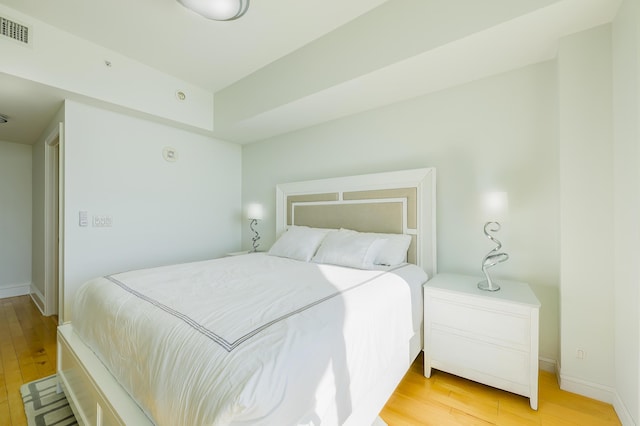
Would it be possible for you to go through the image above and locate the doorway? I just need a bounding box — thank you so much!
[44,124,62,318]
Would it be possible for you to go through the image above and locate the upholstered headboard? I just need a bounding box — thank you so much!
[275,168,437,277]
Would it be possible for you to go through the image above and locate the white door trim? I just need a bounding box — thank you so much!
[44,123,62,317]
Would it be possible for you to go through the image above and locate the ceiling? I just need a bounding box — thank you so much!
[0,0,622,146]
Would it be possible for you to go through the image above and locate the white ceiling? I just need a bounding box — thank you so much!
[0,0,390,92]
[0,0,622,146]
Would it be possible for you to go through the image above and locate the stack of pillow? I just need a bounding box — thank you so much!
[268,226,411,270]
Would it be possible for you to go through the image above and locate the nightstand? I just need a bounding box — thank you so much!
[423,273,541,409]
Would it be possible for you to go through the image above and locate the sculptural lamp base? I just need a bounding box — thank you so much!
[477,279,500,292]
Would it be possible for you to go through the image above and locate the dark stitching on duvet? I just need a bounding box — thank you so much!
[104,264,408,352]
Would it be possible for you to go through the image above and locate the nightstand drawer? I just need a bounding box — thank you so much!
[430,329,530,386]
[429,296,531,349]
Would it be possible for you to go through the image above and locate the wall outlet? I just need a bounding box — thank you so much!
[93,215,113,227]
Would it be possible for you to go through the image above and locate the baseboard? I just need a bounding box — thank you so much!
[559,371,616,404]
[555,364,634,424]
[30,284,45,314]
[539,356,556,373]
[613,392,636,426]
[0,282,31,299]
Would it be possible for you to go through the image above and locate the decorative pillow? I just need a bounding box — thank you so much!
[267,226,331,262]
[312,229,380,269]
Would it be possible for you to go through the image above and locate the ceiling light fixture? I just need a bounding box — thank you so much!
[178,0,250,21]
[0,114,8,124]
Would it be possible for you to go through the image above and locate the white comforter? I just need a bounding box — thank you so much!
[73,254,427,426]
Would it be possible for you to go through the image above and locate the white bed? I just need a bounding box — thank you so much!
[57,168,437,425]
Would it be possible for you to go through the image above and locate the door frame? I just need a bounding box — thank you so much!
[44,123,63,318]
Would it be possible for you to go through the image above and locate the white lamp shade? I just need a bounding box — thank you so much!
[247,203,264,220]
[178,0,248,20]
[481,191,508,223]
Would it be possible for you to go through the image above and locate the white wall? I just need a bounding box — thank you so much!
[612,0,640,423]
[0,140,32,298]
[242,61,560,363]
[61,100,242,322]
[557,25,615,399]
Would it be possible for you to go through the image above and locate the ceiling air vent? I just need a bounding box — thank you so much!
[0,16,30,45]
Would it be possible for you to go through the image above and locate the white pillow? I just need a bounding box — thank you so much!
[312,228,412,268]
[312,229,379,269]
[371,233,412,266]
[267,226,330,262]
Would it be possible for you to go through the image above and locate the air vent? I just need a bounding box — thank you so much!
[1,16,30,45]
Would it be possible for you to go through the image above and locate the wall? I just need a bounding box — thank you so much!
[612,0,640,423]
[0,140,32,298]
[61,100,242,322]
[557,25,615,400]
[242,61,560,363]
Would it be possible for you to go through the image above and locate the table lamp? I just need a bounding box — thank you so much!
[478,191,509,291]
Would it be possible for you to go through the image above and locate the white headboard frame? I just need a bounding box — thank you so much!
[275,168,437,277]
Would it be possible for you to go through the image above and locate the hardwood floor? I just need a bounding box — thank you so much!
[381,354,621,426]
[0,295,622,426]
[0,295,57,426]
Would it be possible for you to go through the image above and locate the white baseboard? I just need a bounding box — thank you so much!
[544,361,633,425]
[559,371,616,404]
[539,356,556,373]
[613,392,636,426]
[0,282,31,299]
[30,284,45,314]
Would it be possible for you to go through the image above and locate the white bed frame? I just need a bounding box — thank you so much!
[57,168,437,425]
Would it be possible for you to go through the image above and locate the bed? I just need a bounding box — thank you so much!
[56,168,437,425]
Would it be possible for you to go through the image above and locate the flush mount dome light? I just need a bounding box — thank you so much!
[178,0,249,20]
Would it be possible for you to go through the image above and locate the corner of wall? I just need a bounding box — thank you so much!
[539,357,557,373]
[613,392,637,426]
[558,368,616,404]
[29,284,45,314]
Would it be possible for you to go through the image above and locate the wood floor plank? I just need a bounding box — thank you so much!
[0,400,12,426]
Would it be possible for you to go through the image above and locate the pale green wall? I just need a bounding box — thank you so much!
[242,61,560,362]
[61,100,242,322]
[612,0,640,422]
[0,140,32,292]
[558,24,615,393]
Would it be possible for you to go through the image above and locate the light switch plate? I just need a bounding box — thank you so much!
[79,211,88,227]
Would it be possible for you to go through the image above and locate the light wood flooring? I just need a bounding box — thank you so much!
[0,295,622,426]
[0,295,57,426]
[380,354,621,425]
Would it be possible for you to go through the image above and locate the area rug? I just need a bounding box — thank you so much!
[20,375,78,426]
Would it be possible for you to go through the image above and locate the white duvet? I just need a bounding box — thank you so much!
[73,254,427,426]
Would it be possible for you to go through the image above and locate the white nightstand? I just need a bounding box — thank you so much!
[423,273,541,409]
